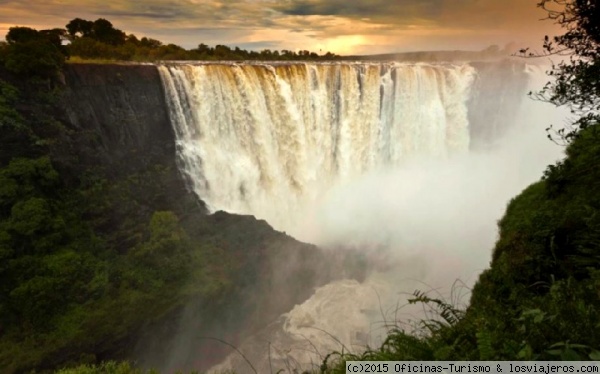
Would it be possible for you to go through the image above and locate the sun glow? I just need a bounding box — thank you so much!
[316,34,368,55]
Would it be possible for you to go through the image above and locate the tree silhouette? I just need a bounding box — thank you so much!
[533,0,600,142]
[91,18,126,45]
[3,27,66,78]
[66,18,93,38]
[66,18,126,45]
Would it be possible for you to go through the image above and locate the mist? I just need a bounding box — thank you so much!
[294,64,566,286]
[209,68,566,374]
[305,113,561,280]
[154,61,568,373]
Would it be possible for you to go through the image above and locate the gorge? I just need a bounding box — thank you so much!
[152,60,563,372]
[4,2,600,370]
[0,58,565,373]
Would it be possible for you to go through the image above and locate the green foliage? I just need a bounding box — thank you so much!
[0,14,343,374]
[65,18,126,45]
[408,291,465,329]
[0,73,300,372]
[88,18,126,45]
[0,80,24,130]
[56,361,156,374]
[445,126,600,361]
[4,39,65,77]
[2,17,339,67]
[532,0,600,142]
[61,17,339,62]
[68,37,117,60]
[323,126,600,372]
[0,61,237,373]
[54,360,215,374]
[66,18,94,38]
[3,27,66,79]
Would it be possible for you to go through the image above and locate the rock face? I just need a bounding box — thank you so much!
[467,59,530,150]
[55,60,535,176]
[61,64,182,177]
[59,63,208,240]
[51,61,535,371]
[56,63,341,371]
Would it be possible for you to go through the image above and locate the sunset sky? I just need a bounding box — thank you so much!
[0,0,562,55]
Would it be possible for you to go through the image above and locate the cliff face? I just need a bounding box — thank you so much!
[61,64,181,177]
[58,63,206,251]
[54,63,339,371]
[56,61,534,171]
[33,61,534,371]
[467,59,530,150]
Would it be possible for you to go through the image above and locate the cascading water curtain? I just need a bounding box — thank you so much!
[158,62,475,231]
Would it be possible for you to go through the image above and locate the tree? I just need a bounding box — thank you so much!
[3,27,66,79]
[66,18,94,38]
[91,18,126,45]
[5,27,40,44]
[6,26,66,52]
[214,44,232,58]
[532,0,600,142]
[196,43,211,54]
[40,28,69,55]
[139,37,162,49]
[65,18,126,45]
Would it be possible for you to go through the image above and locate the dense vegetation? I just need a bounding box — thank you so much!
[1,0,598,372]
[0,15,338,374]
[0,70,223,372]
[322,0,600,370]
[0,17,339,65]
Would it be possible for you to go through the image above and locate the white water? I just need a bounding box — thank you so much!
[158,62,475,239]
[157,61,565,373]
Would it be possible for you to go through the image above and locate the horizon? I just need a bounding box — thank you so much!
[1,0,562,56]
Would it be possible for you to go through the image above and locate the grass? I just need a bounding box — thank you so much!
[66,56,143,64]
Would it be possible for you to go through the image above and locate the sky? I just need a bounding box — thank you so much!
[0,0,562,55]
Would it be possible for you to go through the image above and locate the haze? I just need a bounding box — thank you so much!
[205,70,568,373]
[1,0,560,55]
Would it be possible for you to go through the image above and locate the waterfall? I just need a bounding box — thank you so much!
[158,62,476,235]
[156,61,565,373]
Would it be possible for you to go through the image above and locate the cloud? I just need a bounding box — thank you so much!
[276,0,441,23]
[0,0,562,54]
